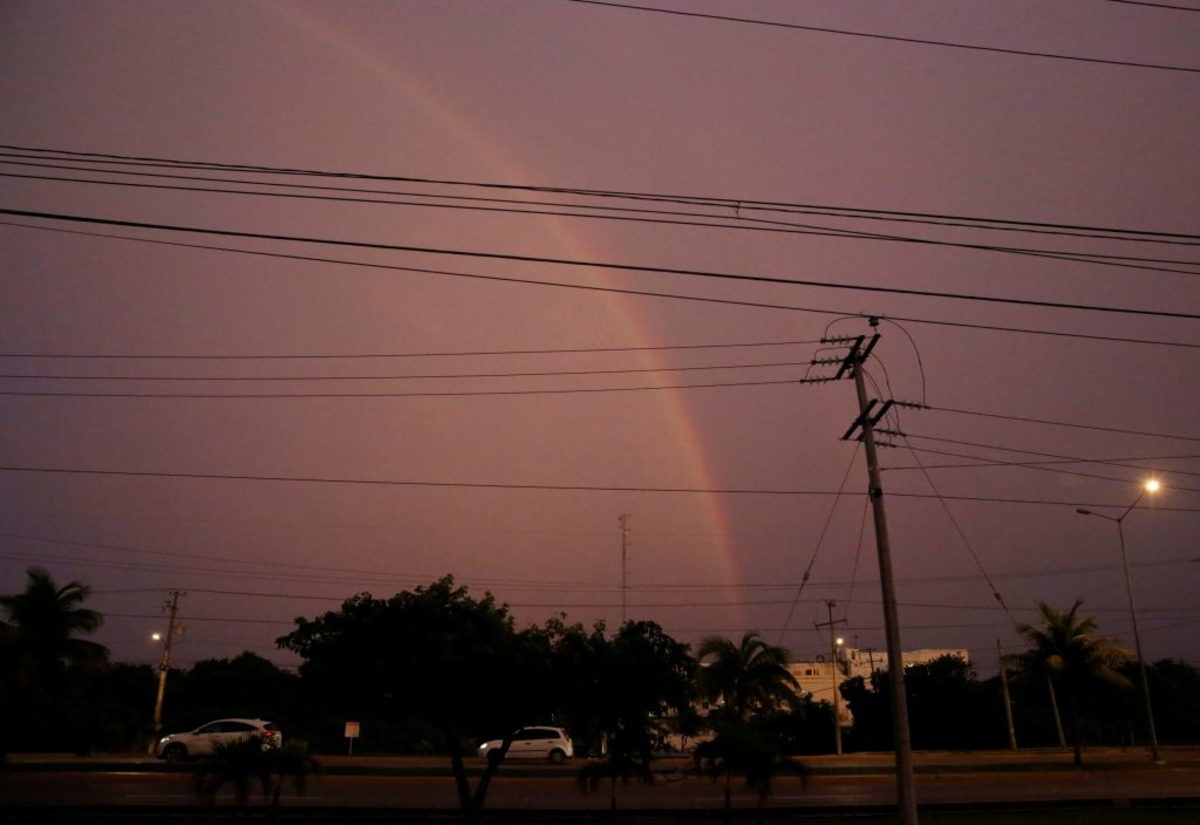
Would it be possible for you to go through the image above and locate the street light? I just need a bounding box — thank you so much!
[1076,479,1161,763]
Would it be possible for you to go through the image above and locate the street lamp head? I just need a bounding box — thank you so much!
[1144,479,1160,494]
[836,637,844,646]
[151,632,162,642]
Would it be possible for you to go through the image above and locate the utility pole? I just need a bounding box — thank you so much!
[149,590,184,754]
[1047,675,1067,749]
[807,326,917,825]
[998,640,1018,751]
[815,600,848,755]
[1077,483,1163,764]
[619,514,631,626]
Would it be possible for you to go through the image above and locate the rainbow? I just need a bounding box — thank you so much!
[255,0,744,629]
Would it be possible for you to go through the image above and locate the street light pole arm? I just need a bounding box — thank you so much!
[1117,489,1146,523]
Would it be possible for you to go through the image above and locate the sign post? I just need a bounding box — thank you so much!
[344,720,360,756]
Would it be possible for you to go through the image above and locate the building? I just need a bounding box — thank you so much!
[789,646,970,727]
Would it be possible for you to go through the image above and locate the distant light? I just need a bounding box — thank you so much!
[151,632,162,642]
[835,637,844,646]
[1145,479,1161,494]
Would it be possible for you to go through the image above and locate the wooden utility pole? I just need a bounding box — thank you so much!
[810,328,916,825]
[1047,675,1067,749]
[149,590,183,754]
[998,639,1018,751]
[815,600,848,755]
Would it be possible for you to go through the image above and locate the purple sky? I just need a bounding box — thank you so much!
[2,1,1197,676]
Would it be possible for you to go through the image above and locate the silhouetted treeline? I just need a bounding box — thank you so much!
[3,569,1199,757]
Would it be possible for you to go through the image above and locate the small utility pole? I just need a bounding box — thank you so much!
[149,590,184,754]
[998,640,1018,751]
[807,327,917,825]
[1047,675,1067,749]
[815,600,848,755]
[619,514,631,626]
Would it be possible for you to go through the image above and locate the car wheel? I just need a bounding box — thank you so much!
[163,743,188,763]
[548,749,566,765]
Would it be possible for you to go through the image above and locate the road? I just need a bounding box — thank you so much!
[3,749,1200,814]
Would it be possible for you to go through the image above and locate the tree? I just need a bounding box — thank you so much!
[541,618,695,818]
[905,655,1007,750]
[168,652,301,738]
[1018,600,1131,766]
[695,633,801,813]
[0,567,109,755]
[697,632,799,722]
[277,576,552,825]
[841,672,891,752]
[1143,659,1200,745]
[0,566,108,684]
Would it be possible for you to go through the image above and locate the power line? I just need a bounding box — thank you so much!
[5,220,1199,351]
[0,377,803,398]
[3,464,1200,510]
[5,208,1199,321]
[884,451,1200,478]
[922,405,1200,443]
[0,465,852,495]
[0,532,603,591]
[777,442,861,644]
[7,166,1197,277]
[0,360,811,382]
[5,145,1197,243]
[899,435,1024,633]
[893,441,1200,491]
[1106,0,1200,11]
[26,550,1200,594]
[555,0,1200,74]
[0,338,821,361]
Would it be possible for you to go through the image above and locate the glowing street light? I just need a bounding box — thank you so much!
[1076,479,1162,763]
[151,632,162,642]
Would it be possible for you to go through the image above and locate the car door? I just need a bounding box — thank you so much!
[520,727,555,759]
[509,727,538,758]
[219,721,258,751]
[190,721,225,756]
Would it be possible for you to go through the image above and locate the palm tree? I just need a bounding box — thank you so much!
[1019,600,1131,766]
[697,632,799,722]
[695,633,800,818]
[0,567,108,688]
[1,567,108,756]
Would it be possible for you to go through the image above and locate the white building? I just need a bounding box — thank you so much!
[789,646,970,727]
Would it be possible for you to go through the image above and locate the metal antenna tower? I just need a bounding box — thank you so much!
[619,514,632,626]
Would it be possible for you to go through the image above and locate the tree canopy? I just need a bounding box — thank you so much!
[697,632,798,722]
[1018,600,1131,765]
[277,576,555,824]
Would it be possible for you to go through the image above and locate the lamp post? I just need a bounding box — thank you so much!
[1076,479,1161,763]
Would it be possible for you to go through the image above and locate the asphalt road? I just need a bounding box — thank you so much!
[3,748,1199,814]
[4,766,1200,809]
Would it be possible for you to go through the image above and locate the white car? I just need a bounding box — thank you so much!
[478,726,573,764]
[156,718,282,761]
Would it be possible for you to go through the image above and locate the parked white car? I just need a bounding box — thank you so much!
[478,726,573,764]
[156,718,282,761]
